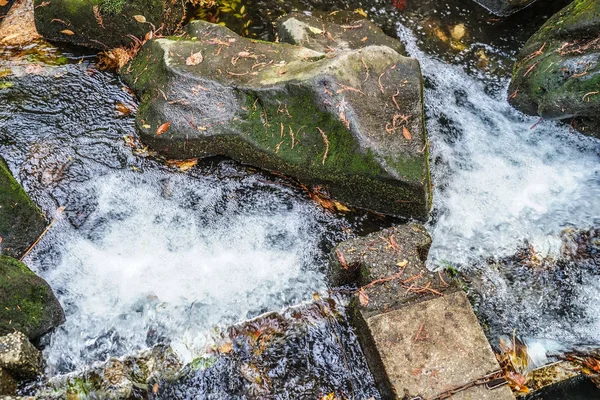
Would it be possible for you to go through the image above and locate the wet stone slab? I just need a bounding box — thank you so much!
[361,291,514,399]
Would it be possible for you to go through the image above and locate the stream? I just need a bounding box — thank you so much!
[1,0,599,397]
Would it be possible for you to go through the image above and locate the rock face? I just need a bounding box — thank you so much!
[0,0,15,22]
[33,0,184,50]
[0,159,46,259]
[0,367,17,396]
[0,331,42,379]
[0,256,64,340]
[471,0,540,16]
[509,0,600,137]
[331,224,515,399]
[277,11,405,55]
[122,20,431,219]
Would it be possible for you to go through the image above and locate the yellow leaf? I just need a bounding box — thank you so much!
[60,29,75,35]
[397,260,408,268]
[142,124,151,129]
[333,201,350,212]
[133,15,146,23]
[354,8,368,17]
[217,341,233,354]
[185,51,203,66]
[308,26,323,34]
[0,0,8,6]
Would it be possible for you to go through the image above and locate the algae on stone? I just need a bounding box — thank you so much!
[122,21,431,218]
[0,158,46,259]
[33,0,185,49]
[0,256,64,340]
[509,0,600,137]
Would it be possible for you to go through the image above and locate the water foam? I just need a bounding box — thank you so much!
[396,24,600,266]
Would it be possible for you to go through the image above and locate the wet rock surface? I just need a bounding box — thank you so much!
[33,0,184,49]
[277,11,405,55]
[0,256,64,340]
[466,227,600,347]
[0,332,42,379]
[155,300,380,399]
[0,367,17,396]
[122,20,431,218]
[509,0,600,137]
[331,223,453,318]
[0,158,45,260]
[471,0,541,16]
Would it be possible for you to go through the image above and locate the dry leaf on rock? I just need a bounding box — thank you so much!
[133,15,146,23]
[186,51,203,66]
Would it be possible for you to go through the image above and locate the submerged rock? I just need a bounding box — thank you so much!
[0,256,64,340]
[122,20,431,219]
[509,0,600,137]
[0,158,46,259]
[0,331,42,379]
[277,11,405,55]
[33,0,184,50]
[471,0,541,16]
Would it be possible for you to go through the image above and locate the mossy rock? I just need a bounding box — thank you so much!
[0,256,64,340]
[33,0,185,49]
[471,0,542,16]
[509,0,600,137]
[0,158,46,259]
[121,21,431,219]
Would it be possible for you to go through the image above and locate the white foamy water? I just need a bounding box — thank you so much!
[26,168,345,373]
[396,23,600,350]
[396,25,600,265]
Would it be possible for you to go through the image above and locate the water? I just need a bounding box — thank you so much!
[395,18,600,352]
[0,53,362,374]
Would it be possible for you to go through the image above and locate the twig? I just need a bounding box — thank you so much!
[317,127,330,165]
[20,207,65,261]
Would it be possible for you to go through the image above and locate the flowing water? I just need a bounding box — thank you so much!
[1,0,600,396]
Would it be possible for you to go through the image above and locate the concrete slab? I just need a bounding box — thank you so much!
[361,291,514,399]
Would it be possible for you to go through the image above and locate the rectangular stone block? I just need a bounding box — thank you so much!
[357,291,515,399]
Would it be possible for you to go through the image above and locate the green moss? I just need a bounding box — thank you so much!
[99,0,126,15]
[239,89,385,178]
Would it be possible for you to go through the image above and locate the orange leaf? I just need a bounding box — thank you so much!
[115,102,132,115]
[336,249,348,270]
[60,29,75,35]
[0,0,8,6]
[402,126,412,140]
[186,51,203,66]
[156,122,171,136]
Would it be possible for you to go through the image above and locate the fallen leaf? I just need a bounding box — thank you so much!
[397,260,408,268]
[133,15,146,23]
[358,288,369,306]
[354,8,368,17]
[308,26,323,34]
[115,102,132,115]
[60,29,75,35]
[402,126,412,140]
[142,124,151,129]
[186,51,203,66]
[152,383,159,394]
[336,249,348,270]
[333,201,350,212]
[217,341,233,354]
[156,122,171,136]
[0,0,8,6]
[167,158,198,172]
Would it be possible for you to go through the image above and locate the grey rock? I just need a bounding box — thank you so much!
[122,21,431,219]
[277,11,405,55]
[0,332,42,379]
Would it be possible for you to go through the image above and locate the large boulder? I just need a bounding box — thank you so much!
[122,21,431,219]
[509,0,600,137]
[471,0,541,16]
[33,0,184,50]
[0,158,46,259]
[0,256,64,340]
